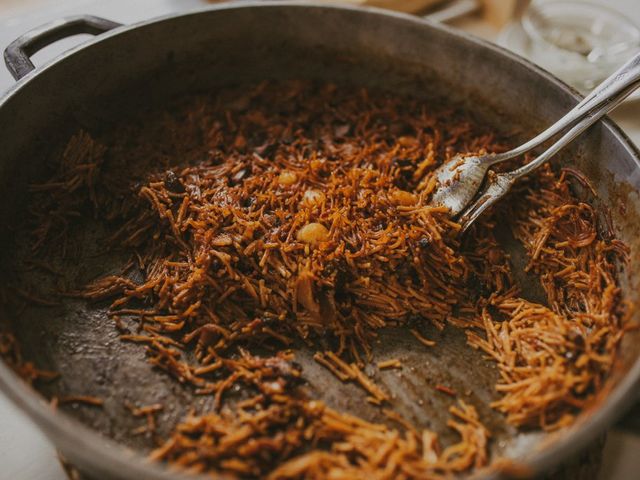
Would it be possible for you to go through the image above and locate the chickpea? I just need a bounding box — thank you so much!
[278,170,298,185]
[301,189,325,205]
[297,223,329,245]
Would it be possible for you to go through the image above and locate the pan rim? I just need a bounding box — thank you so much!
[0,2,638,479]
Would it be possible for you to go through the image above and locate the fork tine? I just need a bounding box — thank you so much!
[459,173,515,233]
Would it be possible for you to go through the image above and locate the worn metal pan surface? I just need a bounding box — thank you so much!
[0,2,638,479]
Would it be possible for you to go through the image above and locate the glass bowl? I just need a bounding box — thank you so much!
[520,0,640,92]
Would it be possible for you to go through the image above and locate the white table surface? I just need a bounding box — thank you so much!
[0,1,638,479]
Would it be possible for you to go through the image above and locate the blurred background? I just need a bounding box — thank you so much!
[0,1,637,479]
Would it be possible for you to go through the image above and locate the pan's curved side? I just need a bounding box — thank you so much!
[0,3,637,479]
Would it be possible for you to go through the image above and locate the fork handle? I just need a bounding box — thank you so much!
[490,52,640,164]
[511,81,638,178]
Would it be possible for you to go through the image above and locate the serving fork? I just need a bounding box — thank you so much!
[429,52,640,232]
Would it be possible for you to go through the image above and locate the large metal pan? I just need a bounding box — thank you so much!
[0,2,638,479]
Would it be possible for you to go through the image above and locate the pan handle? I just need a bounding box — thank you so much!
[3,15,122,81]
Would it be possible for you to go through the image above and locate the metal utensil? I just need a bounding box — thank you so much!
[430,52,640,230]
